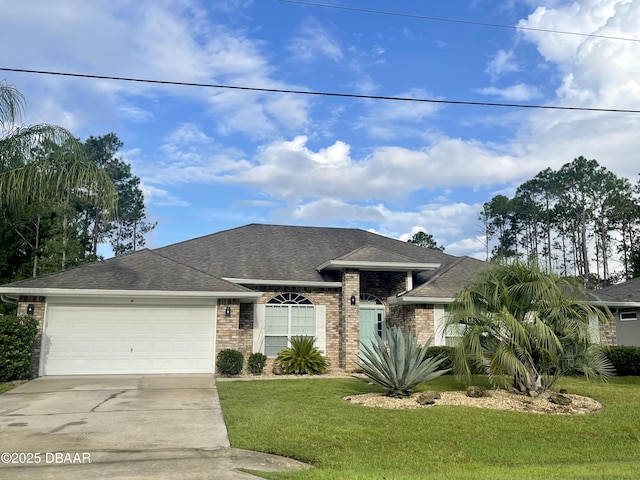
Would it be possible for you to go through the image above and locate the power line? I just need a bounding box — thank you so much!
[277,0,640,44]
[2,67,639,114]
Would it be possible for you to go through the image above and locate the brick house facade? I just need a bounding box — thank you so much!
[9,224,626,376]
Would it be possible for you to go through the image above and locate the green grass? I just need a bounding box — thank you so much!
[217,376,640,479]
[0,381,23,394]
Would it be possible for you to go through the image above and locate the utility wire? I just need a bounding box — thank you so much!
[2,67,639,114]
[278,0,640,43]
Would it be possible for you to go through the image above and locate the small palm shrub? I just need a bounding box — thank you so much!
[248,352,268,375]
[217,349,244,376]
[359,326,450,397]
[275,336,328,375]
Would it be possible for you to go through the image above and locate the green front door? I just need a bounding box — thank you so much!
[359,307,386,358]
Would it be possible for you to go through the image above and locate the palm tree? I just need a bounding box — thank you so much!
[446,261,613,394]
[0,80,117,276]
[0,80,117,214]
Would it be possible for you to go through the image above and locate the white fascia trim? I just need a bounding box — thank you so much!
[0,287,261,299]
[317,260,440,272]
[587,300,640,308]
[222,278,342,288]
[388,295,455,305]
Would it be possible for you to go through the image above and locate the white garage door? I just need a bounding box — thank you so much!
[41,298,217,375]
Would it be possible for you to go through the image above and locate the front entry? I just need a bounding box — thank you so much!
[359,307,386,358]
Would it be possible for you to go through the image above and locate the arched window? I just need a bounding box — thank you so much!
[267,293,313,305]
[265,293,315,356]
[360,293,383,305]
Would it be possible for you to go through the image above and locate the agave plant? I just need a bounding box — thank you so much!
[359,326,449,397]
[275,336,328,375]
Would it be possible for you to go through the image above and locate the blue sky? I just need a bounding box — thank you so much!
[1,0,639,259]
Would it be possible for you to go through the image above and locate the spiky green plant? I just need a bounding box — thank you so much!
[358,326,449,397]
[275,336,328,375]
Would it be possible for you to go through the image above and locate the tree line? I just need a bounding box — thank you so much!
[480,156,640,286]
[0,81,155,294]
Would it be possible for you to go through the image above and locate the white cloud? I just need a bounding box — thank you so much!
[476,83,542,101]
[355,88,441,139]
[141,183,190,207]
[486,49,519,81]
[141,124,251,184]
[518,0,622,67]
[132,0,640,256]
[445,237,487,260]
[5,0,640,261]
[117,105,153,122]
[0,0,311,139]
[287,19,343,62]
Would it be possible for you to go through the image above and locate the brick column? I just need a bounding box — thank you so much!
[216,300,246,362]
[341,270,360,370]
[17,297,46,378]
[414,304,435,346]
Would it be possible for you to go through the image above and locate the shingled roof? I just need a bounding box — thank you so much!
[0,224,467,294]
[1,249,253,295]
[155,224,458,283]
[394,256,489,302]
[590,277,640,304]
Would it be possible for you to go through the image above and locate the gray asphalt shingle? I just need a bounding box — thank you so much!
[407,256,489,298]
[3,249,250,293]
[593,277,640,303]
[0,224,470,294]
[155,224,458,282]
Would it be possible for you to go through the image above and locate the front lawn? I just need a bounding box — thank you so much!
[0,381,23,394]
[217,376,640,479]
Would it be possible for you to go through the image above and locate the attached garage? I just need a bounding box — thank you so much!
[41,297,217,375]
[0,249,260,377]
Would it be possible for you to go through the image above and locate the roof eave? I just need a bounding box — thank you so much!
[0,287,262,300]
[317,260,441,272]
[388,295,455,305]
[222,278,342,288]
[587,300,640,308]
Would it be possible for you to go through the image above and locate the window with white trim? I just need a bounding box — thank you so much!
[440,305,463,346]
[620,311,638,321]
[265,293,315,356]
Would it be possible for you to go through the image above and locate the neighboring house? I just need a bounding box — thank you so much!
[590,277,640,346]
[0,224,490,377]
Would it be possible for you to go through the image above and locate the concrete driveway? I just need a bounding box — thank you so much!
[0,375,308,479]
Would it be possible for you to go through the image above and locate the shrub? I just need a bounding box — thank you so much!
[359,326,450,397]
[217,349,244,376]
[424,346,485,375]
[275,336,328,375]
[248,352,268,375]
[0,315,38,382]
[425,346,455,374]
[605,346,640,376]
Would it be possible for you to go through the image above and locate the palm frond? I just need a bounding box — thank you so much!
[0,81,25,127]
[446,261,612,393]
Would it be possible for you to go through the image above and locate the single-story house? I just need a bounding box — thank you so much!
[589,277,640,346]
[1,223,634,377]
[0,224,491,376]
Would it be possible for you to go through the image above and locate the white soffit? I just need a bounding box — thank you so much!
[223,278,342,288]
[317,260,441,272]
